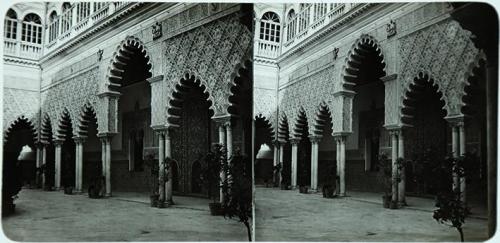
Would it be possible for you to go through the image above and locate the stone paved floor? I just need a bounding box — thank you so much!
[2,189,248,241]
[255,186,489,242]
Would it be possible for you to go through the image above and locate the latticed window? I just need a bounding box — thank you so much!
[298,4,310,33]
[286,9,296,41]
[61,2,72,34]
[94,2,107,11]
[21,13,42,44]
[4,9,17,40]
[313,3,328,21]
[48,11,59,43]
[259,12,280,43]
[76,2,91,23]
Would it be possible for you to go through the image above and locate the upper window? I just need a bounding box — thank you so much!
[4,9,18,39]
[48,11,59,43]
[259,12,280,43]
[286,9,296,41]
[22,13,42,44]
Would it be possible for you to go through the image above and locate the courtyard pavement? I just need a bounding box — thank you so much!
[255,186,489,242]
[2,189,248,241]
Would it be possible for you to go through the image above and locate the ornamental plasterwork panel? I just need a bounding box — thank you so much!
[162,13,252,119]
[279,64,341,137]
[3,89,40,132]
[398,18,482,119]
[383,77,399,126]
[253,87,277,134]
[41,67,100,138]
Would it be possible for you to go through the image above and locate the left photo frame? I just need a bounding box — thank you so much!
[1,2,254,241]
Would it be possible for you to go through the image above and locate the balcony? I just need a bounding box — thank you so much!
[45,2,131,53]
[282,3,361,54]
[3,18,43,60]
[255,39,280,59]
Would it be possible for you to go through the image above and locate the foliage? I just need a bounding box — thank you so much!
[222,154,252,241]
[143,152,159,196]
[273,162,282,187]
[377,153,392,197]
[433,189,466,242]
[202,144,224,203]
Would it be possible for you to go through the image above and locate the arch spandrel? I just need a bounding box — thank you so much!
[160,13,252,123]
[398,19,482,120]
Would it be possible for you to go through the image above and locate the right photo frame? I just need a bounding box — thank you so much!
[252,2,498,242]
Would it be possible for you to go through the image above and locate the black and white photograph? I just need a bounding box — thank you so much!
[252,2,497,242]
[1,1,499,242]
[2,2,253,241]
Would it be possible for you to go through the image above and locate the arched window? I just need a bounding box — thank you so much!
[48,11,59,43]
[259,12,280,43]
[61,2,72,34]
[22,13,42,44]
[313,3,328,21]
[76,2,91,23]
[286,9,296,41]
[4,9,18,39]
[298,4,310,33]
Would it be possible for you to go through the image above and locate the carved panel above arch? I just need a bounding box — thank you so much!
[161,13,252,119]
[398,18,482,118]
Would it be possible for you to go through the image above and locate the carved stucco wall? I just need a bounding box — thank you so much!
[253,87,277,134]
[161,13,252,125]
[397,18,483,123]
[41,63,100,138]
[3,88,40,132]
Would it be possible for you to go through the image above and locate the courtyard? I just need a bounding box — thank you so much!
[255,187,489,242]
[2,189,248,241]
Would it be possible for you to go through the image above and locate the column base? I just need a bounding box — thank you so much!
[105,193,112,197]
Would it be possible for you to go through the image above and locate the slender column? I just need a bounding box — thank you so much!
[397,130,406,205]
[309,136,321,192]
[290,138,300,189]
[41,145,47,188]
[451,125,459,192]
[278,142,285,187]
[364,138,371,172]
[35,142,42,188]
[335,138,341,195]
[105,137,112,196]
[54,139,64,190]
[390,131,398,202]
[486,62,497,237]
[165,129,173,205]
[218,122,228,204]
[272,140,279,186]
[218,125,226,145]
[74,137,85,193]
[339,136,346,196]
[226,121,233,159]
[458,122,466,204]
[101,138,106,177]
[158,131,166,202]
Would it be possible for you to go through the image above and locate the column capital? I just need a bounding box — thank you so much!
[332,132,349,141]
[272,139,281,147]
[73,136,87,144]
[212,115,232,127]
[289,138,301,145]
[309,135,322,144]
[445,115,465,127]
[53,138,65,146]
[97,133,114,143]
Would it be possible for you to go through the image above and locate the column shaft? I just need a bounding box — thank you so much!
[279,144,284,187]
[54,144,62,190]
[75,141,83,193]
[391,132,398,202]
[336,139,341,195]
[398,131,405,205]
[451,126,459,191]
[42,146,47,188]
[105,138,112,196]
[226,124,233,159]
[339,137,346,196]
[459,124,466,204]
[291,143,298,189]
[165,130,173,205]
[158,132,166,202]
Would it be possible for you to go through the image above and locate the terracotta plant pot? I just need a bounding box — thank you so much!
[299,186,308,194]
[209,202,224,216]
[150,195,159,207]
[64,186,73,195]
[382,195,390,208]
[323,185,335,198]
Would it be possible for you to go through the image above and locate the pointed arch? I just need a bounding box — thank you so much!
[166,72,215,127]
[311,102,334,136]
[76,102,99,137]
[277,114,290,142]
[106,36,153,91]
[227,57,252,117]
[400,72,448,126]
[40,114,53,144]
[341,34,387,91]
[4,116,37,145]
[291,108,309,139]
[254,114,275,143]
[55,108,74,140]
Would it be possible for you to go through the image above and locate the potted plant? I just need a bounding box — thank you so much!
[322,164,336,198]
[378,153,392,208]
[144,153,159,207]
[273,162,282,187]
[88,175,105,199]
[202,144,224,216]
[280,162,291,190]
[222,154,252,241]
[62,163,73,195]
